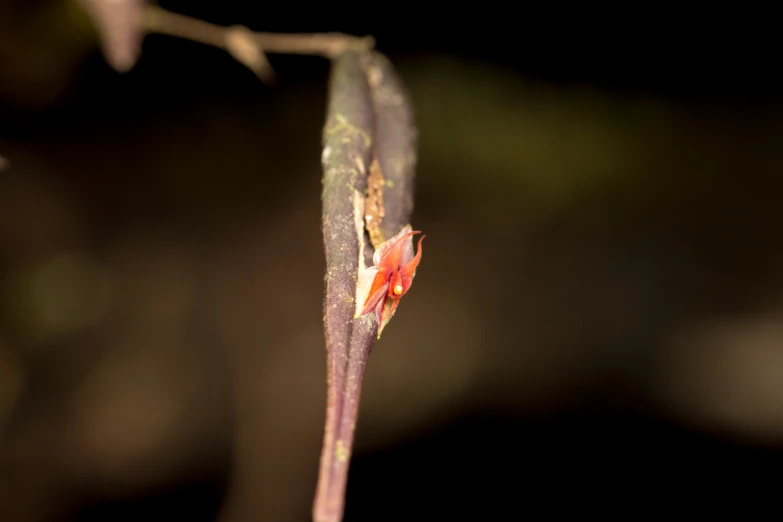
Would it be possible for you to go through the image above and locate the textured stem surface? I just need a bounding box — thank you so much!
[315,51,376,522]
[314,51,417,522]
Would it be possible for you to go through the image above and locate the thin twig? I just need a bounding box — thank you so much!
[78,0,145,73]
[143,5,375,58]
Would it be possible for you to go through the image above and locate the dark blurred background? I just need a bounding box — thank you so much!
[1,2,783,521]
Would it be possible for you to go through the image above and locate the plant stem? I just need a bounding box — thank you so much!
[143,5,374,58]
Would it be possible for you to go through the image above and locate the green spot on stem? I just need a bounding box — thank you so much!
[327,114,371,147]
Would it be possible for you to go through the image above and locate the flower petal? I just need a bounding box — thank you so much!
[398,234,425,295]
[360,277,391,318]
[374,294,386,328]
[399,231,416,266]
[378,295,401,338]
[354,266,380,318]
[372,224,414,267]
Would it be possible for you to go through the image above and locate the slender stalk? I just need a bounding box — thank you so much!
[79,1,374,74]
[315,51,418,522]
[315,52,377,522]
[143,5,374,58]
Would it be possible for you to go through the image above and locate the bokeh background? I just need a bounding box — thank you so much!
[2,2,783,521]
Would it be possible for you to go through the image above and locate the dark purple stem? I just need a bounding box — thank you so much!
[314,51,417,522]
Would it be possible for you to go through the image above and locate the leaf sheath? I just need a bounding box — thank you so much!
[314,51,418,522]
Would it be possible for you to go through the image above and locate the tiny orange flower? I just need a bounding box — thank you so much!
[355,224,425,337]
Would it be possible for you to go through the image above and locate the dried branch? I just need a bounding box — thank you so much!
[78,1,374,76]
[314,51,418,522]
[78,0,146,73]
[144,6,375,58]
